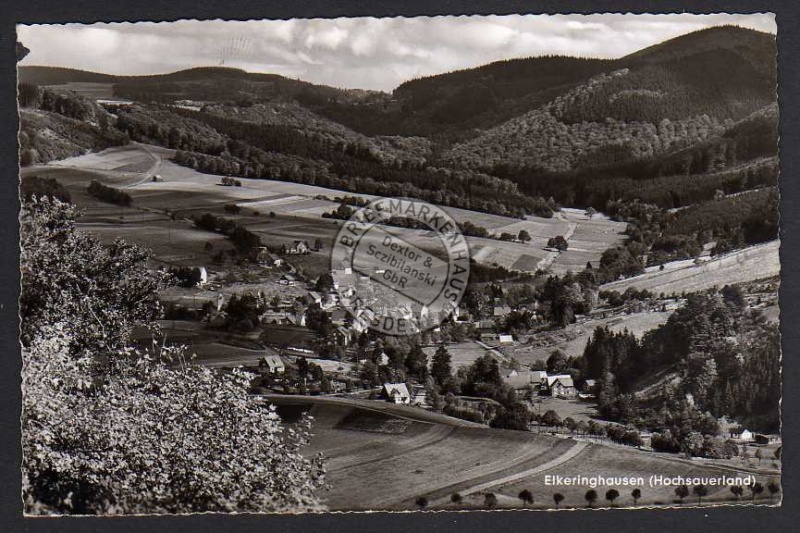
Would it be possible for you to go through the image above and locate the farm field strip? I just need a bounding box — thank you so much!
[37,146,627,273]
[421,342,492,370]
[602,241,780,294]
[494,440,774,508]
[421,437,577,504]
[428,439,590,507]
[324,429,561,509]
[325,425,456,472]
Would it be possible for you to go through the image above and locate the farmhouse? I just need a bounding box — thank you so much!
[256,247,283,267]
[480,333,499,343]
[730,428,754,442]
[410,385,428,407]
[381,383,411,404]
[283,240,311,255]
[331,309,348,327]
[333,326,351,346]
[259,354,285,374]
[307,291,323,305]
[583,379,598,394]
[260,310,294,325]
[279,273,298,286]
[503,370,547,398]
[544,375,577,399]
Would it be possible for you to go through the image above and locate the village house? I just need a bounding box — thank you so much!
[410,385,428,407]
[330,309,348,327]
[730,428,755,442]
[480,332,499,343]
[279,273,298,286]
[97,98,134,110]
[285,312,307,327]
[197,266,208,286]
[333,326,351,347]
[259,354,285,374]
[260,310,294,325]
[498,334,514,345]
[286,240,311,255]
[493,305,512,318]
[381,383,411,404]
[544,374,577,399]
[256,247,283,267]
[376,350,390,366]
[307,291,323,305]
[476,320,495,334]
[503,370,547,398]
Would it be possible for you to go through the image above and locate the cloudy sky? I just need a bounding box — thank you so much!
[18,13,776,92]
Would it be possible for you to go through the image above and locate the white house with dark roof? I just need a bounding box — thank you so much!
[381,383,411,404]
[545,375,577,399]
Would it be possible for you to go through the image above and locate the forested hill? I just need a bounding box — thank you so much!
[439,26,775,172]
[381,25,775,137]
[19,25,775,139]
[18,65,387,109]
[18,25,777,227]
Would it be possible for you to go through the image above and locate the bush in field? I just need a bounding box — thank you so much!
[170,266,203,288]
[553,493,565,508]
[484,493,498,509]
[674,484,689,504]
[87,180,132,207]
[547,235,569,251]
[693,484,708,504]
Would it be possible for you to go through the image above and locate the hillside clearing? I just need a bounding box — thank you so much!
[602,241,780,294]
[28,144,626,274]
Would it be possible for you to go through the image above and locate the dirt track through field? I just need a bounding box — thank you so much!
[325,424,456,472]
[427,439,589,507]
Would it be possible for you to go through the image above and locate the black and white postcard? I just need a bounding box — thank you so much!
[16,13,781,514]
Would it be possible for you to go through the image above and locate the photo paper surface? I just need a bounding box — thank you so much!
[17,13,781,514]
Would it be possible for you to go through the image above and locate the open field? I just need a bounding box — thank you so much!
[49,143,158,174]
[47,82,116,99]
[530,397,602,424]
[601,241,781,295]
[550,208,629,273]
[492,441,780,509]
[266,396,777,511]
[422,341,494,371]
[25,144,627,276]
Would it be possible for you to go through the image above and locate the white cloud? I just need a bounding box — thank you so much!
[17,13,777,92]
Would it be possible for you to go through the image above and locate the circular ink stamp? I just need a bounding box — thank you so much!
[330,197,470,336]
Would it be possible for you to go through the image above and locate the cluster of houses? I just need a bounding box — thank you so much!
[502,369,589,400]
